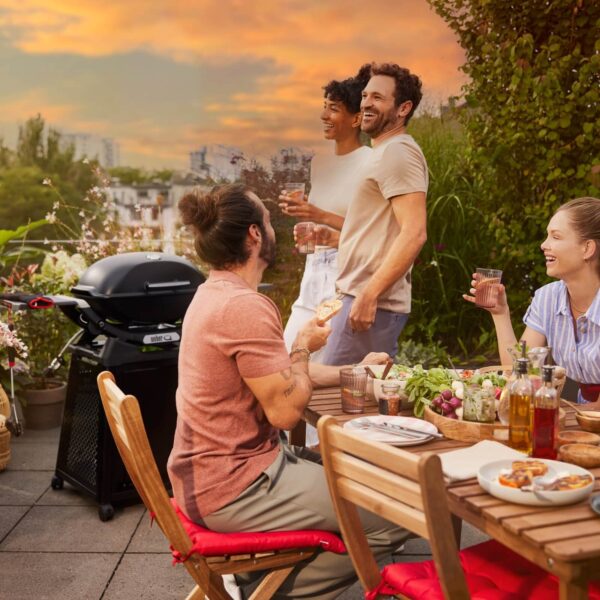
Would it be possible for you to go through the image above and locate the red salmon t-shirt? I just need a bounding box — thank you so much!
[167,270,291,521]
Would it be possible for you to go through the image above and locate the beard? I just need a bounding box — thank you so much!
[361,107,399,138]
[259,232,276,269]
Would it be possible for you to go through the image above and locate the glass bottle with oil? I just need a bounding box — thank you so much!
[532,365,558,459]
[509,358,533,454]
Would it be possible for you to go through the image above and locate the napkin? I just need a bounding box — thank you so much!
[440,440,524,481]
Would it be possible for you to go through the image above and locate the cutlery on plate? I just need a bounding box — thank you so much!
[354,418,435,440]
[381,420,443,439]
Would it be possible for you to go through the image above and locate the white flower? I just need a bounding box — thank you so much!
[78,210,86,218]
[430,260,439,267]
[45,212,57,224]
[82,157,90,164]
[52,201,60,210]
[42,177,52,186]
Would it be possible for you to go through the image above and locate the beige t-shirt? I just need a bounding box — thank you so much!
[167,270,289,520]
[336,134,428,313]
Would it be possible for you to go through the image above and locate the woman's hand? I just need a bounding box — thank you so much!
[462,272,509,316]
[292,223,340,249]
[279,191,324,222]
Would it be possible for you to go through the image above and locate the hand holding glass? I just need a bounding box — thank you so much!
[474,268,503,308]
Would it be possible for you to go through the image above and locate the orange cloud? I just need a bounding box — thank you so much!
[0,0,467,167]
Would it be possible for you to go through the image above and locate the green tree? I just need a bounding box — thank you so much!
[428,0,600,319]
[0,116,96,240]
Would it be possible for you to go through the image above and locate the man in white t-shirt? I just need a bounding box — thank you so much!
[319,62,429,365]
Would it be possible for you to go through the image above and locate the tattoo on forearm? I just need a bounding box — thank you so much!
[283,382,297,397]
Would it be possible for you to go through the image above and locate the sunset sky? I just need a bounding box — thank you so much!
[0,0,467,169]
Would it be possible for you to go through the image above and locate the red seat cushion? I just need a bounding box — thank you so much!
[366,540,600,600]
[169,499,346,560]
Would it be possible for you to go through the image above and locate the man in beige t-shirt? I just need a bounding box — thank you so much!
[320,62,429,365]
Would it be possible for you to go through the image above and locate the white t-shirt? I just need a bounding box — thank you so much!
[307,146,373,217]
[283,145,371,351]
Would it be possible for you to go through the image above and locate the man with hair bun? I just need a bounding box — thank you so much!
[317,62,429,366]
[168,184,407,599]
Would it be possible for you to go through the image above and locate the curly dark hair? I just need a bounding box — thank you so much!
[323,72,370,114]
[355,62,423,124]
[179,183,265,269]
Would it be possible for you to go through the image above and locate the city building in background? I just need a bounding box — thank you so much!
[270,146,313,174]
[189,144,245,182]
[59,132,120,168]
[105,175,208,253]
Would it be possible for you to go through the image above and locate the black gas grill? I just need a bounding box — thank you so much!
[52,252,205,521]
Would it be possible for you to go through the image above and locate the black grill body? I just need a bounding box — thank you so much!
[53,338,179,521]
[50,252,204,521]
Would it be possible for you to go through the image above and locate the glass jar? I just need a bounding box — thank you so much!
[379,382,401,416]
[463,384,495,423]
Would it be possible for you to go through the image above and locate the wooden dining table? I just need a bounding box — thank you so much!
[289,387,600,600]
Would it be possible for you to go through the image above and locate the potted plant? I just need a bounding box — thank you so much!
[1,251,87,429]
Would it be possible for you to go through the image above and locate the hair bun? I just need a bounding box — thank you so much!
[179,191,218,230]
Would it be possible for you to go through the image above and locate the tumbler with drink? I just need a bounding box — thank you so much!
[474,268,503,308]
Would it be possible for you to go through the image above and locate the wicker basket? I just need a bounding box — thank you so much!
[0,384,11,471]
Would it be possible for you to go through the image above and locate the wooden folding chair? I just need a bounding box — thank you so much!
[318,415,560,600]
[97,371,345,600]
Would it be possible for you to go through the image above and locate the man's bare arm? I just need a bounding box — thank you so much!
[349,191,427,331]
[244,352,312,430]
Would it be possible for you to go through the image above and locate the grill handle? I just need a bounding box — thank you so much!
[145,280,191,291]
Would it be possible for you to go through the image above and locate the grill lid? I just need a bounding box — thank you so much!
[71,252,205,324]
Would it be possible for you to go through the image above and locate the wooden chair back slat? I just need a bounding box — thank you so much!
[326,425,421,481]
[330,452,424,511]
[318,415,470,600]
[337,477,430,539]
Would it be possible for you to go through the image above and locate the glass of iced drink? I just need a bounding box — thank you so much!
[295,221,316,254]
[475,268,503,308]
[284,182,306,203]
[340,367,367,414]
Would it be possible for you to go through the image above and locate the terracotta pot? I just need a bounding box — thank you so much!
[21,380,67,430]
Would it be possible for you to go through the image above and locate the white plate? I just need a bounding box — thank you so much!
[344,415,438,446]
[477,459,595,506]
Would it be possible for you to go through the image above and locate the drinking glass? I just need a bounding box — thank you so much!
[284,182,306,203]
[475,268,503,308]
[295,221,316,254]
[340,367,367,414]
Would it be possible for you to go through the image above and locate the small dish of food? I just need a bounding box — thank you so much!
[558,443,600,468]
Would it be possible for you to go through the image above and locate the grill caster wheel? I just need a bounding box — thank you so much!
[98,504,115,522]
[51,475,64,490]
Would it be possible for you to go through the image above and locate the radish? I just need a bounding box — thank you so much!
[441,389,453,401]
[448,396,462,409]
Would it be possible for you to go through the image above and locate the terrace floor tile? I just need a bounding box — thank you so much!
[0,469,52,505]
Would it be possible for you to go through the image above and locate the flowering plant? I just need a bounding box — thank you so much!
[0,252,86,390]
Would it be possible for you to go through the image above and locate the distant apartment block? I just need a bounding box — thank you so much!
[105,175,208,252]
[189,144,245,182]
[60,132,120,168]
[270,146,313,173]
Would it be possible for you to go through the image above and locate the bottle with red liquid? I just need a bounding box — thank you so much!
[532,365,558,459]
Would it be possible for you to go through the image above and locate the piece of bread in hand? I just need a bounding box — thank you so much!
[316,298,343,325]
